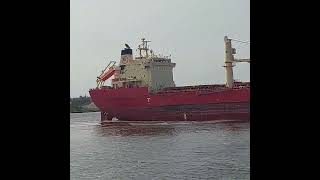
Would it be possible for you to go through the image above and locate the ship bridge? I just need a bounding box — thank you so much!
[101,38,176,91]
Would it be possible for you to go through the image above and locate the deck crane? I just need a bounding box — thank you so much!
[224,36,250,88]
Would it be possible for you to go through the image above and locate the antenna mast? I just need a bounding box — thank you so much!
[138,38,151,58]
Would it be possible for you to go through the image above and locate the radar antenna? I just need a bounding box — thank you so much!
[125,44,130,49]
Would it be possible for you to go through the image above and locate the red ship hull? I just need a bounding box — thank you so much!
[89,84,250,122]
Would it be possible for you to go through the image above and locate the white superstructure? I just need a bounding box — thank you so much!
[111,38,176,91]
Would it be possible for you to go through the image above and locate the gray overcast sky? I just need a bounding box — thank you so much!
[70,0,250,98]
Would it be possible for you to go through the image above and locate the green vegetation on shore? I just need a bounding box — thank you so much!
[70,96,99,113]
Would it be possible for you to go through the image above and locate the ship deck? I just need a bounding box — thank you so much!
[157,82,250,94]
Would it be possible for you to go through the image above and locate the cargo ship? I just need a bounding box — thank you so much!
[89,36,250,124]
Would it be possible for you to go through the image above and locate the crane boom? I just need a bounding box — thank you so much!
[234,58,250,63]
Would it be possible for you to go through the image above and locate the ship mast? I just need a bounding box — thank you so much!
[224,36,250,88]
[138,38,151,58]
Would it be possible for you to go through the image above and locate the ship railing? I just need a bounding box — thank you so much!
[162,85,226,92]
[164,86,210,91]
[158,87,227,94]
[101,86,113,89]
[233,83,250,89]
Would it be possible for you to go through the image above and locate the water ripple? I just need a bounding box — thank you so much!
[70,113,250,179]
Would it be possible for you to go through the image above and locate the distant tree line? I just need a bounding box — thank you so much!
[70,95,94,113]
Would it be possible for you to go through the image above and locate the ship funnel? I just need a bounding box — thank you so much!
[120,44,133,65]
